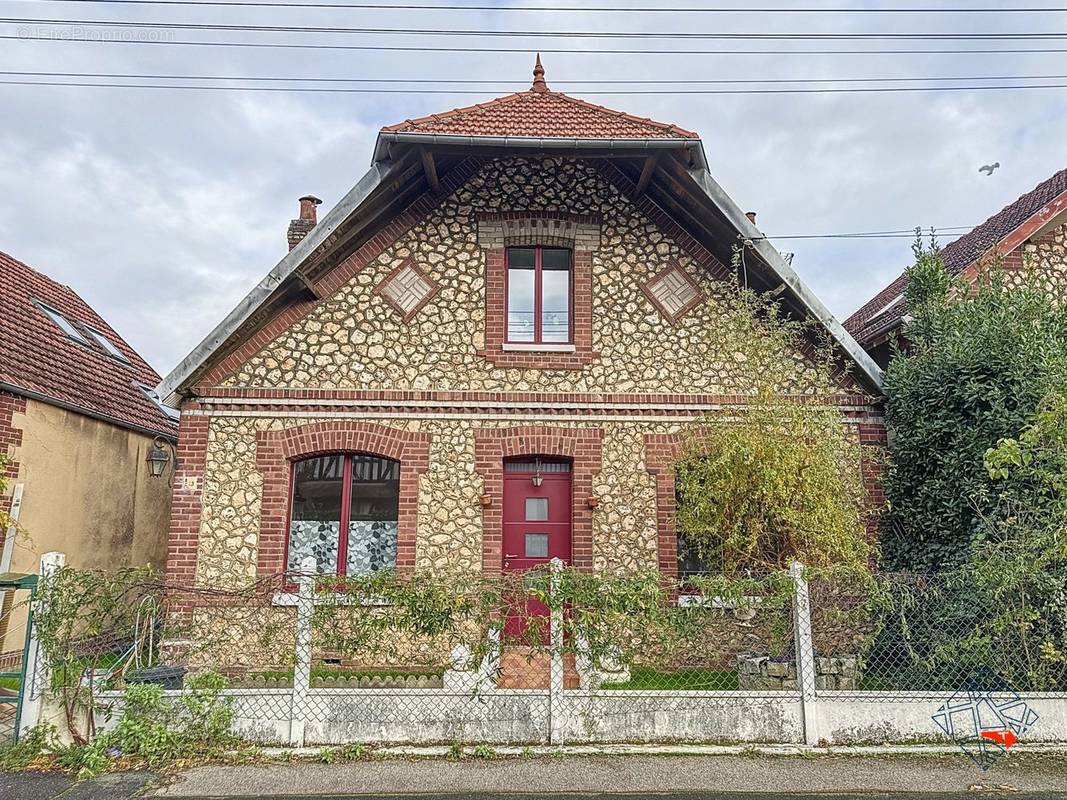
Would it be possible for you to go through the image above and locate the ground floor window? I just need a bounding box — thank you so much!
[287,453,400,576]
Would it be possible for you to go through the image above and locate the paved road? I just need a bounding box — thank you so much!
[6,753,1067,799]
[5,779,1067,800]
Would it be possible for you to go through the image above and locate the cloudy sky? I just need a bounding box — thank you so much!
[1,0,1065,376]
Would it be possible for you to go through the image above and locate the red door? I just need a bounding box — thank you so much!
[502,458,572,640]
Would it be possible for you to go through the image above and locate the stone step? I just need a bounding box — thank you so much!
[497,648,580,689]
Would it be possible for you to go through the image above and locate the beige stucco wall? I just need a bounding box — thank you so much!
[1,398,171,650]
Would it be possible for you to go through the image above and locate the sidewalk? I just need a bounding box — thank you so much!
[148,751,1067,797]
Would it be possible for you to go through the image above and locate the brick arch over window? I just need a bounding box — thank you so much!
[255,421,431,577]
[474,426,603,573]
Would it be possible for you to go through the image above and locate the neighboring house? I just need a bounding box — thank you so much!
[0,250,177,651]
[156,59,885,598]
[845,168,1067,368]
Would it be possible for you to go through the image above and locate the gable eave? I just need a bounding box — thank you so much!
[683,166,885,395]
[157,158,396,405]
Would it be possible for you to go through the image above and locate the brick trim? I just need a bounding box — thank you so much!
[474,426,603,574]
[164,409,209,587]
[858,421,888,540]
[371,257,442,323]
[254,421,431,577]
[640,260,706,324]
[0,391,26,551]
[195,158,483,390]
[644,432,687,578]
[479,247,599,370]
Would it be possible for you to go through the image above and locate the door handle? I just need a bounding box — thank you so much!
[504,553,519,559]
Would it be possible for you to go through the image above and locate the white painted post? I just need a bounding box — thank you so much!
[790,561,819,746]
[548,557,565,745]
[289,556,315,748]
[19,551,65,735]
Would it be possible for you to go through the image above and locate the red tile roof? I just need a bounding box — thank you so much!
[845,167,1067,346]
[0,249,177,437]
[382,56,698,140]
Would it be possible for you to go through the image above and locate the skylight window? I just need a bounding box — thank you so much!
[84,325,130,364]
[136,383,180,422]
[37,302,89,344]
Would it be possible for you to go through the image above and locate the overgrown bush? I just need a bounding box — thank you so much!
[62,671,235,777]
[883,242,1067,571]
[675,254,872,574]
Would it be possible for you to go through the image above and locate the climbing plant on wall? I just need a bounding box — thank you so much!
[674,250,872,574]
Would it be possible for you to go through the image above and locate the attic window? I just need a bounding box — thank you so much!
[36,302,89,344]
[642,262,704,323]
[85,325,130,364]
[373,259,439,322]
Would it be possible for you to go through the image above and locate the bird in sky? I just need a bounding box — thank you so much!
[979,163,1001,176]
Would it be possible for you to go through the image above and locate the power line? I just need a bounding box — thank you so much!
[9,34,1067,55]
[20,0,1067,12]
[9,17,1067,38]
[6,69,1067,84]
[754,228,972,240]
[4,77,1067,93]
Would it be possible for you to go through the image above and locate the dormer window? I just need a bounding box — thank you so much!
[506,246,572,344]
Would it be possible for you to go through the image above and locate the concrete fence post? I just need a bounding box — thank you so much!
[289,556,316,748]
[19,551,65,736]
[548,557,565,745]
[790,561,819,746]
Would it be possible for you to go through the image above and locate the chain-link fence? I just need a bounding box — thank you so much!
[23,559,1067,747]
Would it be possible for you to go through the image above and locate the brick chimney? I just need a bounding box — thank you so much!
[287,195,322,251]
[745,211,757,225]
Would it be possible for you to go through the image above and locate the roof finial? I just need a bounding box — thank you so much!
[531,53,549,93]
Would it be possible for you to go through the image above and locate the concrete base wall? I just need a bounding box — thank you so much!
[93,689,1067,747]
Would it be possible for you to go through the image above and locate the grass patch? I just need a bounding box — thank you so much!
[601,667,739,691]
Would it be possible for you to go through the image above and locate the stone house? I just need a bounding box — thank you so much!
[157,59,886,598]
[0,249,176,653]
[846,167,1067,368]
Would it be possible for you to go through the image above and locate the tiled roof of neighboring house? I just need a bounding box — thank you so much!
[0,249,177,437]
[382,56,699,140]
[845,167,1067,346]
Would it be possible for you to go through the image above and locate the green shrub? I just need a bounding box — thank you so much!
[883,244,1067,571]
[71,670,235,777]
[0,725,56,772]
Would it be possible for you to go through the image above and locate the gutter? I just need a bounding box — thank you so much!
[374,132,708,170]
[0,381,178,442]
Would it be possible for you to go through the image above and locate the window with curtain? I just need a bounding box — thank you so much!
[506,246,572,344]
[287,454,400,576]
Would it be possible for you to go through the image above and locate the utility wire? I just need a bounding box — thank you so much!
[8,17,1067,39]
[4,78,1067,93]
[9,34,1067,54]
[19,0,1067,11]
[6,69,1067,84]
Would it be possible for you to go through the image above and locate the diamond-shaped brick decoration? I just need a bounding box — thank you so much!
[641,261,704,323]
[372,258,440,322]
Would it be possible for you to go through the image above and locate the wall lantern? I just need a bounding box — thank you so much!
[146,436,175,479]
[531,458,543,488]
